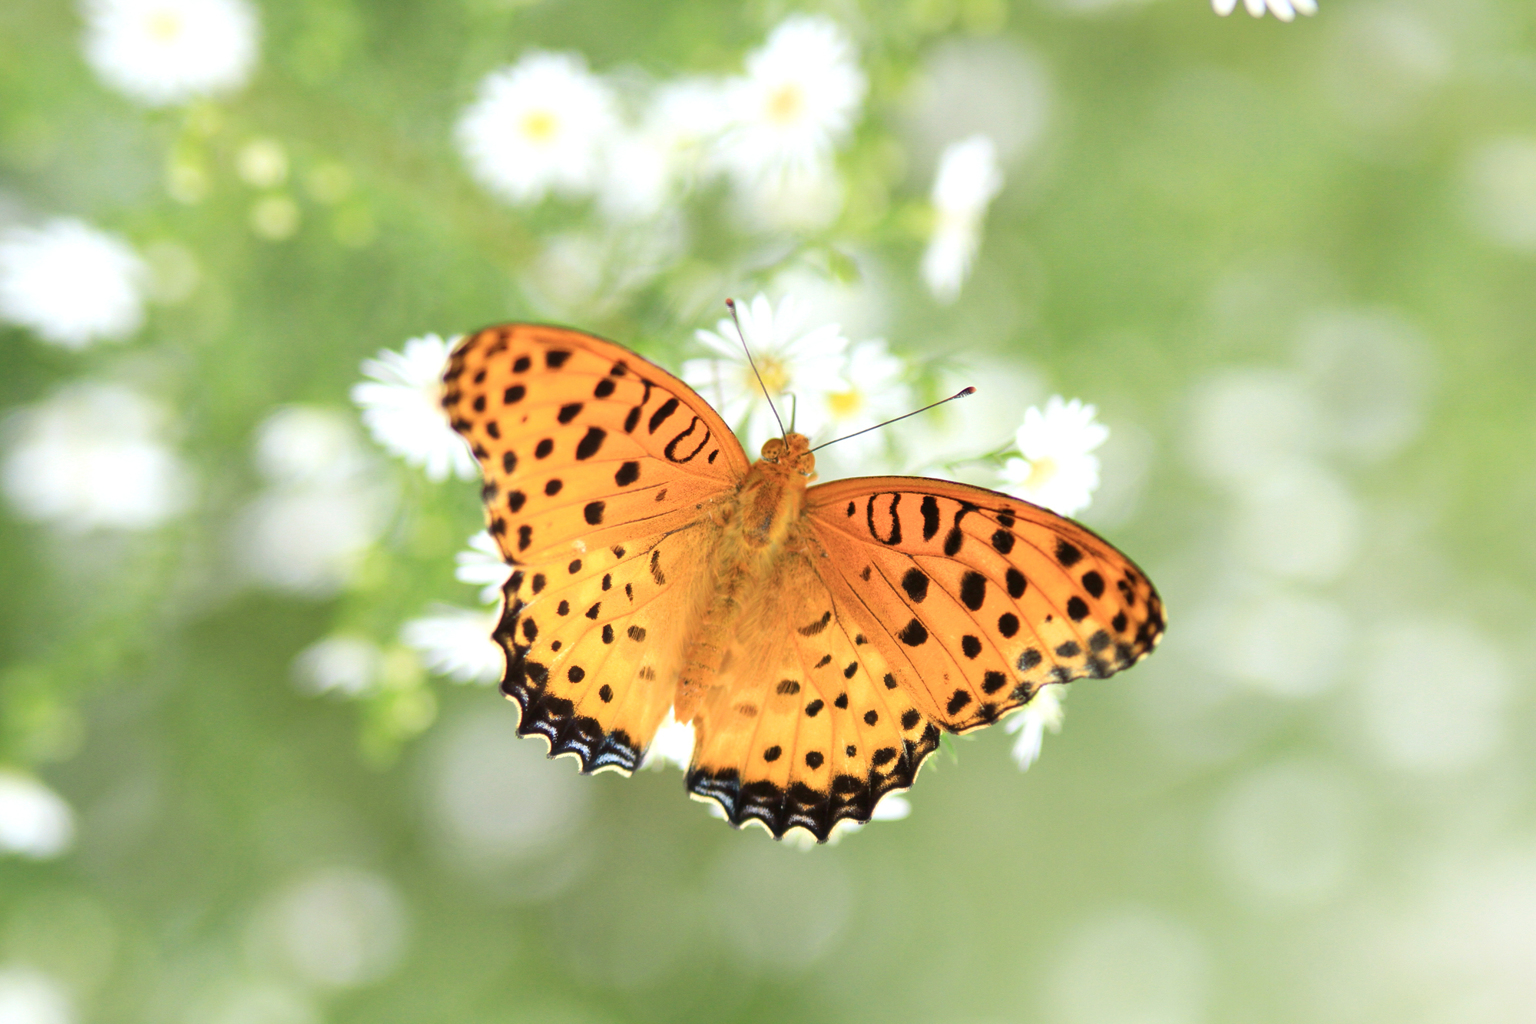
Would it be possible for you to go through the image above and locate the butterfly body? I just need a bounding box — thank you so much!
[674,432,816,720]
[442,324,1164,842]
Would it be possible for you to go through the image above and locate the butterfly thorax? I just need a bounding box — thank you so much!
[674,433,817,721]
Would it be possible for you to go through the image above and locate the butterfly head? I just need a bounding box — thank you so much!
[760,432,816,478]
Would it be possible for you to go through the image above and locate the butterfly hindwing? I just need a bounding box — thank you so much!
[493,527,715,772]
[686,550,942,840]
[444,325,750,770]
[805,478,1165,733]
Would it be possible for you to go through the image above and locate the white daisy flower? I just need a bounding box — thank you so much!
[998,396,1109,516]
[1004,684,1066,771]
[683,293,850,452]
[401,606,503,685]
[0,966,72,1024]
[2,383,191,531]
[455,530,512,605]
[352,334,477,482]
[292,635,386,698]
[922,135,1004,304]
[81,0,260,107]
[815,339,912,476]
[456,51,619,205]
[0,771,75,859]
[641,709,696,771]
[1213,0,1317,20]
[716,15,866,188]
[0,219,147,349]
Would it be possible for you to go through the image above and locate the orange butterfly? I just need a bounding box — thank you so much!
[442,324,1164,842]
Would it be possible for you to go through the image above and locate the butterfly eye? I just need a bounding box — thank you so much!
[796,451,816,476]
[761,438,787,461]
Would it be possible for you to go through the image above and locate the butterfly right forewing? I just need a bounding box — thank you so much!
[804,477,1165,734]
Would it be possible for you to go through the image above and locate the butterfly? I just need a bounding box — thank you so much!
[441,324,1164,842]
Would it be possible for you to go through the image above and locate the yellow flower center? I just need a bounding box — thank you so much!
[766,84,804,125]
[827,389,862,419]
[147,10,183,41]
[749,355,789,397]
[521,110,559,143]
[1021,456,1058,490]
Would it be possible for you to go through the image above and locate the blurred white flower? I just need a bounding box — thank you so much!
[401,607,502,685]
[596,79,729,221]
[269,869,407,990]
[641,709,696,771]
[596,131,675,222]
[0,966,72,1024]
[683,293,850,451]
[1004,684,1066,771]
[255,405,370,486]
[1213,0,1317,20]
[998,396,1108,516]
[732,161,845,232]
[0,772,75,859]
[456,52,618,205]
[352,334,477,482]
[0,219,147,348]
[650,78,731,178]
[292,635,385,698]
[921,135,1004,304]
[238,407,390,597]
[81,0,260,106]
[717,16,866,188]
[2,383,191,531]
[455,531,511,605]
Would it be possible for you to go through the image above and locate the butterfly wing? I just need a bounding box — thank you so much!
[443,325,750,772]
[803,477,1164,733]
[684,547,944,841]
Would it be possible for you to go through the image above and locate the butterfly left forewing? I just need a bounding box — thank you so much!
[443,324,750,568]
[804,477,1164,734]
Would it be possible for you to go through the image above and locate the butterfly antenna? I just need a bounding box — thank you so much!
[809,387,977,453]
[727,298,788,438]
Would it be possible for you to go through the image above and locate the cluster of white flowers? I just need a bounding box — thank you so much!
[0,219,147,349]
[923,135,1005,304]
[1,382,192,531]
[1213,0,1317,20]
[682,292,911,459]
[352,334,478,482]
[684,293,853,451]
[455,15,865,230]
[81,0,260,106]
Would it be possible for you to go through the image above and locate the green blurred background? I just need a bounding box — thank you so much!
[3,0,1536,1022]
